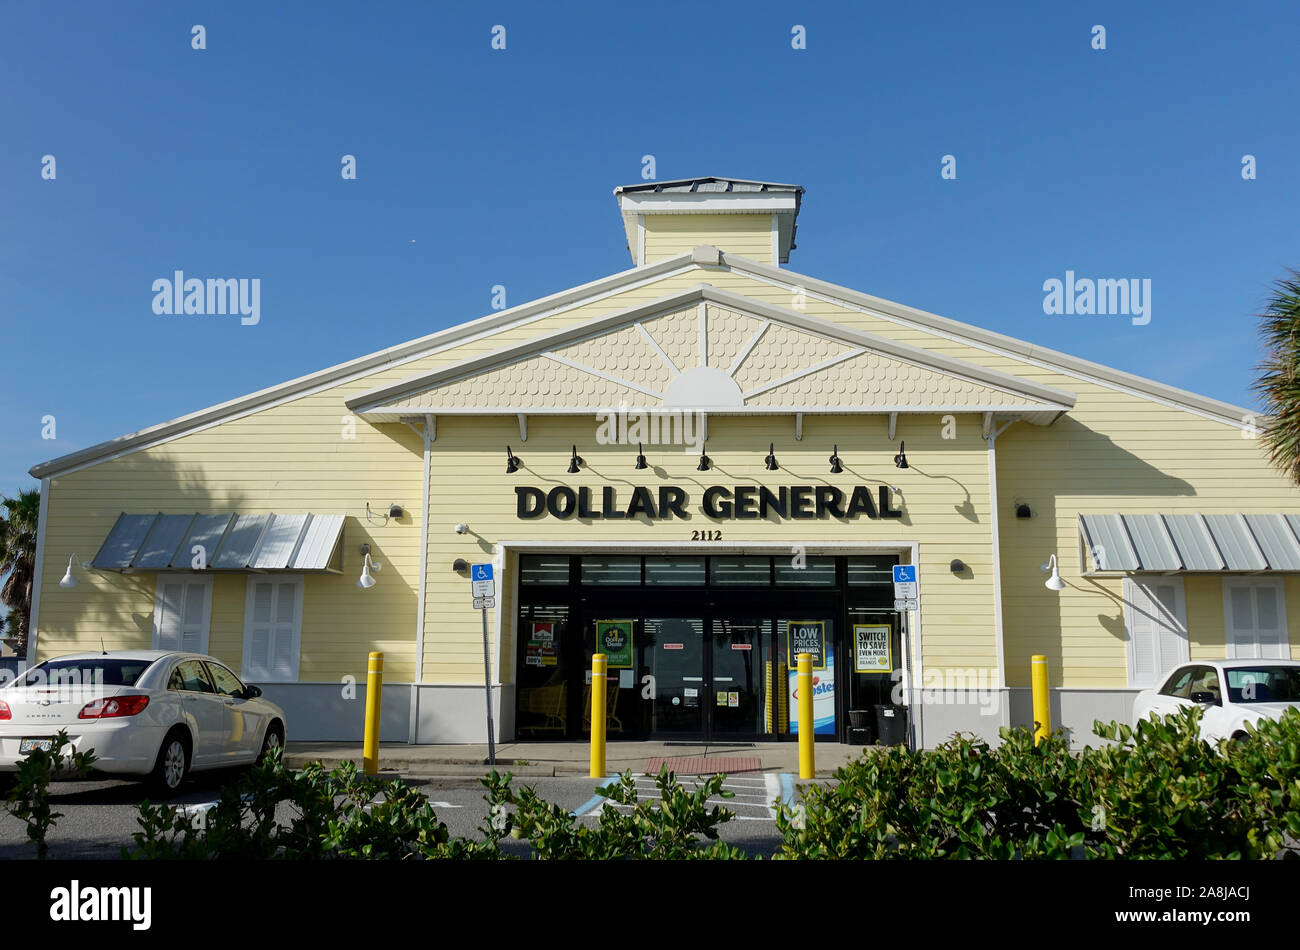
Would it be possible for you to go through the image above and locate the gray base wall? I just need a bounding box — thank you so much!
[411,684,515,744]
[911,689,1139,750]
[255,682,411,743]
[1006,688,1139,749]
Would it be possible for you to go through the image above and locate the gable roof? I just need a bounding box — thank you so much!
[30,246,1256,479]
[345,284,1077,423]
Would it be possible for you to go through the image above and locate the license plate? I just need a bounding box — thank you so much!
[19,738,54,754]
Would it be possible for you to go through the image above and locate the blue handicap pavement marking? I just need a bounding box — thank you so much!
[572,775,620,817]
[472,563,493,581]
[892,565,915,584]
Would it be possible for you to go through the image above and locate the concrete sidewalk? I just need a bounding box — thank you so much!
[284,740,869,778]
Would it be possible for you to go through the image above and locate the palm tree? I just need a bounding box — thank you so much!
[0,488,41,657]
[1255,269,1300,485]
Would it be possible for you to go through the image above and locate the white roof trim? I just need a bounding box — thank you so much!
[29,253,698,478]
[718,251,1257,428]
[347,284,1078,414]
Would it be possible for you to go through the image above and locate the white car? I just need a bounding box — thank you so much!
[1132,660,1300,743]
[0,651,286,794]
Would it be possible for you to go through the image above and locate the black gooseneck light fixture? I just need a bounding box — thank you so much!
[894,441,909,469]
[764,442,779,471]
[697,441,711,472]
[635,442,648,470]
[505,446,521,474]
[828,444,844,474]
[567,444,584,474]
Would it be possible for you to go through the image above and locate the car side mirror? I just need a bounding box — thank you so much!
[246,685,262,699]
[1190,691,1219,706]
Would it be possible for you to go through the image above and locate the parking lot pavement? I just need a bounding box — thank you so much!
[0,771,799,860]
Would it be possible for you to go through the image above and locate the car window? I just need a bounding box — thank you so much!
[206,662,246,698]
[15,658,155,688]
[168,660,214,693]
[1189,667,1222,702]
[1159,668,1195,698]
[1226,666,1300,703]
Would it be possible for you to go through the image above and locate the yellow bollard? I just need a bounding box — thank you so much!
[363,651,384,775]
[590,654,607,778]
[796,653,816,779]
[1031,654,1050,745]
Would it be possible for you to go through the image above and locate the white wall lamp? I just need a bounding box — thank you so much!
[357,544,382,589]
[59,554,89,589]
[1041,554,1066,591]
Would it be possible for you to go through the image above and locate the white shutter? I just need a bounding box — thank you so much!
[1224,579,1290,661]
[1124,577,1188,687]
[243,577,302,682]
[153,576,211,653]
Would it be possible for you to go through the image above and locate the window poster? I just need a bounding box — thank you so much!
[786,620,826,670]
[596,619,634,669]
[854,624,892,673]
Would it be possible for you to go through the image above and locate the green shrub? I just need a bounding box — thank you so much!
[127,750,503,860]
[777,705,1300,860]
[2,730,97,859]
[497,767,747,860]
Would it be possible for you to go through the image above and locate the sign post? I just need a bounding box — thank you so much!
[892,565,919,751]
[471,563,497,766]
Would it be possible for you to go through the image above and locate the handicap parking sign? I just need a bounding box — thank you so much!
[892,564,917,600]
[471,563,495,598]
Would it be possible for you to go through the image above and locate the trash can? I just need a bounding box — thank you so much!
[874,704,908,746]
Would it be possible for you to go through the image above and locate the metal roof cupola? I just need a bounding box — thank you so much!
[613,176,805,267]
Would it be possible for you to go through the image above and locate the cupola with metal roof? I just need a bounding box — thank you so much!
[614,177,804,267]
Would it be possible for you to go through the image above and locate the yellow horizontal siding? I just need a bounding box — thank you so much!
[643,214,773,264]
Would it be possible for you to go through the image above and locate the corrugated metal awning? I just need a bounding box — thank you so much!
[1079,513,1300,573]
[92,513,345,573]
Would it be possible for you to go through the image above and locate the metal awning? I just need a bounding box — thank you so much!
[92,513,345,573]
[1079,513,1300,573]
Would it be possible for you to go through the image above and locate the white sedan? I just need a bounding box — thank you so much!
[0,651,286,794]
[1132,659,1300,743]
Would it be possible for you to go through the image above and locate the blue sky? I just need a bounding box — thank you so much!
[2,1,1297,495]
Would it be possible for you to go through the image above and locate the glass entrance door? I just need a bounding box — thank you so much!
[709,618,771,738]
[644,617,706,737]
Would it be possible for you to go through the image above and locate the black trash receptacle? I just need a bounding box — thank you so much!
[874,704,908,746]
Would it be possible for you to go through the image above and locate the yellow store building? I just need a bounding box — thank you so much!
[26,177,1300,748]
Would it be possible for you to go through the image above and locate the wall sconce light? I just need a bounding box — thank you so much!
[357,544,382,589]
[1015,504,1032,519]
[696,442,711,472]
[567,445,584,474]
[764,443,779,471]
[505,446,521,474]
[949,559,966,574]
[388,504,404,519]
[635,442,648,470]
[1041,554,1065,591]
[828,445,843,474]
[452,558,469,573]
[893,441,909,469]
[59,554,85,589]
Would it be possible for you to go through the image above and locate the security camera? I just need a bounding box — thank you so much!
[454,523,468,535]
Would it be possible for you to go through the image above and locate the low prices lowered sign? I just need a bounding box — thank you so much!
[786,620,834,736]
[596,620,634,669]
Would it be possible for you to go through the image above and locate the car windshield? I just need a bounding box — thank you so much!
[9,658,155,689]
[1224,666,1300,704]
